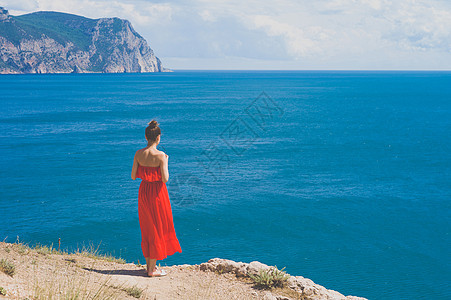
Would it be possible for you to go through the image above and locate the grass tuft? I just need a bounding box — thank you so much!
[33,242,68,255]
[34,243,53,255]
[0,286,6,296]
[0,258,16,277]
[14,241,30,255]
[75,243,126,264]
[33,273,118,300]
[13,238,125,263]
[124,285,143,298]
[75,242,126,264]
[249,266,290,289]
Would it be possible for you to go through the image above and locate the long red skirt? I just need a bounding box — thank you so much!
[137,165,182,260]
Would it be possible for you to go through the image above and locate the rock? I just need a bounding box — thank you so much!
[287,275,367,300]
[199,258,275,277]
[0,7,10,21]
[247,261,271,275]
[263,292,277,300]
[0,7,169,74]
[199,258,248,277]
[72,65,83,73]
[199,258,368,300]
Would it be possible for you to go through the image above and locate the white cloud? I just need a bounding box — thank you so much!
[243,14,335,59]
[1,0,450,69]
[383,1,451,51]
[199,10,216,22]
[0,0,38,13]
[1,0,173,25]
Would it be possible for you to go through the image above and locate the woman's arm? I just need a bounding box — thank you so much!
[131,151,139,180]
[160,153,169,183]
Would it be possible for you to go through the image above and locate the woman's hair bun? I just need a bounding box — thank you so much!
[145,120,161,143]
[148,120,159,128]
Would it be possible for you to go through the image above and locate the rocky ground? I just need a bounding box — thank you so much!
[0,242,367,300]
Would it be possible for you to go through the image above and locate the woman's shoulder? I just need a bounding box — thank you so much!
[134,148,146,159]
[135,148,165,164]
[135,147,147,153]
[155,149,166,156]
[135,147,163,154]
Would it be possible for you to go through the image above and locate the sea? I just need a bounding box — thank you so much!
[0,71,450,299]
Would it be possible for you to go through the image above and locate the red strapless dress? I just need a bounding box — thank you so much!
[136,165,182,260]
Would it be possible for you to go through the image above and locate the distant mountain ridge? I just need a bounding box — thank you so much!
[0,7,169,74]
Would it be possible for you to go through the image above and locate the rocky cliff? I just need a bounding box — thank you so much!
[0,7,169,74]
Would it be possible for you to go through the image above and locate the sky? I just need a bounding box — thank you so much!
[1,0,451,70]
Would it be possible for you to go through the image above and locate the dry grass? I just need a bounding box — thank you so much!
[30,265,120,300]
[235,269,299,299]
[123,285,144,298]
[34,243,65,255]
[0,258,15,277]
[0,240,131,299]
[249,266,291,289]
[9,238,126,264]
[74,242,127,264]
[0,240,296,300]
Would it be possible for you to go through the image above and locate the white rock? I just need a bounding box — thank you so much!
[198,258,367,300]
[247,261,271,275]
[263,292,277,300]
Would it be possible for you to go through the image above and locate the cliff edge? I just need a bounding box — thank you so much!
[0,7,169,74]
[0,242,367,300]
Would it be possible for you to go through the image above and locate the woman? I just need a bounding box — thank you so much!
[131,120,182,277]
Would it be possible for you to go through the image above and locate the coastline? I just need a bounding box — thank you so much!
[0,242,367,299]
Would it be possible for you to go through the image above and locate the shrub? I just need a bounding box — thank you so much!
[0,259,16,277]
[124,285,143,298]
[16,243,29,255]
[35,244,53,255]
[249,266,290,289]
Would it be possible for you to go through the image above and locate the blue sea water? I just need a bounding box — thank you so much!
[0,71,450,299]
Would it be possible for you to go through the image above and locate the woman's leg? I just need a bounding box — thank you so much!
[145,257,157,275]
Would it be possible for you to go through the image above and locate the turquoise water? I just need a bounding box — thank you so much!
[0,71,450,299]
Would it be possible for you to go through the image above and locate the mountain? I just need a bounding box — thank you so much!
[0,7,169,74]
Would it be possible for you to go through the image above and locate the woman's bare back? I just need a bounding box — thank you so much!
[132,146,169,183]
[136,147,165,167]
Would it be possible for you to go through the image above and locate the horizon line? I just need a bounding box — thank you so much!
[169,69,451,72]
[2,69,451,75]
